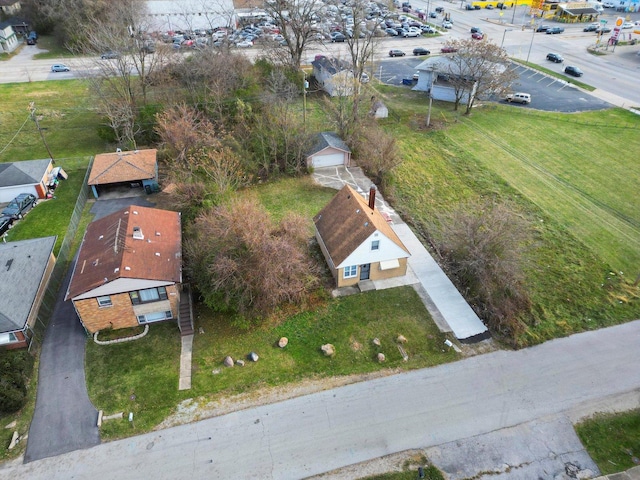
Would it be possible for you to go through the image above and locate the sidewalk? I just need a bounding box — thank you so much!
[313,166,488,341]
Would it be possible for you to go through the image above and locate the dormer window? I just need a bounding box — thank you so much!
[371,240,380,251]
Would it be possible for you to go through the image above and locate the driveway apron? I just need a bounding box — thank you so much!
[24,256,100,462]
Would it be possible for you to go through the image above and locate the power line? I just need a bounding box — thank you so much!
[0,114,31,156]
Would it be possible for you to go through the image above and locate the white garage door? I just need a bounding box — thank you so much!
[311,153,345,168]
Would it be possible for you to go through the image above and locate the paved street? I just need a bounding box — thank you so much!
[3,320,640,479]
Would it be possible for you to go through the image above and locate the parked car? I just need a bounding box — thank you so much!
[595,26,612,33]
[442,21,453,29]
[602,1,614,7]
[0,216,13,236]
[385,27,399,36]
[485,4,494,8]
[1,193,37,220]
[546,52,564,63]
[465,4,474,10]
[546,27,564,34]
[413,47,431,55]
[236,40,253,48]
[330,32,346,42]
[622,22,634,29]
[583,24,598,32]
[564,65,583,77]
[505,92,531,104]
[100,51,120,59]
[389,49,406,57]
[421,25,437,34]
[51,64,70,72]
[536,24,551,32]
[441,45,458,53]
[429,11,437,17]
[403,28,421,37]
[471,32,485,39]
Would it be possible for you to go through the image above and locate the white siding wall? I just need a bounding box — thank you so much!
[337,231,409,269]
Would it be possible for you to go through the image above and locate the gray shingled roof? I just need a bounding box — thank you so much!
[308,132,351,156]
[0,236,56,333]
[0,159,51,188]
[311,56,351,76]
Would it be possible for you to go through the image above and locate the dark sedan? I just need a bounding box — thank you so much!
[564,65,583,77]
[546,52,564,63]
[413,47,431,56]
[389,49,406,57]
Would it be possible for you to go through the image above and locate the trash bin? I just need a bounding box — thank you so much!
[145,185,152,195]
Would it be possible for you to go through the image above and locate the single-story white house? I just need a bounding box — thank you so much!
[413,56,477,104]
[0,19,20,53]
[0,159,54,202]
[311,56,359,97]
[306,132,351,169]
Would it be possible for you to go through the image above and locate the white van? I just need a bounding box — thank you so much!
[506,92,531,104]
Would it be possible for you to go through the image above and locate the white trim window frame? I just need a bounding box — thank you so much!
[343,265,358,279]
[371,240,380,251]
[97,295,112,307]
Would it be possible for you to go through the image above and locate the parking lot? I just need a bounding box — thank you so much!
[376,57,613,112]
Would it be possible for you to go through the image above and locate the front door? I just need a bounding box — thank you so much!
[360,263,371,280]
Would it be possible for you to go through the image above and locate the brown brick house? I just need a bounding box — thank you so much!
[314,185,410,288]
[0,236,57,349]
[65,205,182,334]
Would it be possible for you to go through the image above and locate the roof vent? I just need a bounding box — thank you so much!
[116,148,122,153]
[114,268,119,273]
[364,222,369,227]
[132,210,139,215]
[125,266,131,271]
[92,260,98,266]
[155,231,161,236]
[356,209,360,214]
[155,252,161,257]
[132,226,144,240]
[103,277,108,283]
[98,235,104,240]
[124,211,129,215]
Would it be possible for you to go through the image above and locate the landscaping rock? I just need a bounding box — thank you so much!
[8,432,19,450]
[4,420,16,429]
[212,369,220,375]
[223,356,234,367]
[278,337,288,348]
[321,344,335,357]
[372,338,381,347]
[236,359,245,367]
[377,353,386,363]
[198,327,205,334]
[397,334,407,344]
[248,352,259,362]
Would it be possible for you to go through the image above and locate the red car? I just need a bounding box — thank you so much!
[471,32,485,40]
[440,45,457,53]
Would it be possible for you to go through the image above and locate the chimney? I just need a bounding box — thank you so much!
[132,226,144,240]
[368,185,377,210]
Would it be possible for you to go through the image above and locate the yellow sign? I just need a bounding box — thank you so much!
[615,17,624,27]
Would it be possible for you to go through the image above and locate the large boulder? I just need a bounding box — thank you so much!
[278,337,288,348]
[248,352,259,362]
[223,356,234,367]
[396,334,407,344]
[376,353,386,363]
[372,338,381,347]
[321,344,335,357]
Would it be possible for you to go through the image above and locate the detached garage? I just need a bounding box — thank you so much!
[0,159,53,202]
[306,132,351,169]
[88,149,158,199]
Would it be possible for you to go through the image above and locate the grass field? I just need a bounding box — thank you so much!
[576,409,640,475]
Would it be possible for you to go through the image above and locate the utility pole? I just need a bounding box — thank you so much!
[302,71,308,130]
[29,102,55,163]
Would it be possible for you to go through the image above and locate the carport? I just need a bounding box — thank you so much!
[88,149,159,199]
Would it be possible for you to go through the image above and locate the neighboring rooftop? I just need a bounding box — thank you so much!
[0,159,51,188]
[88,149,157,186]
[66,205,182,300]
[0,236,57,333]
[314,184,409,267]
[308,132,351,156]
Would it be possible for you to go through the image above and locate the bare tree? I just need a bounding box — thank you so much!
[184,198,320,318]
[429,200,533,345]
[263,0,324,68]
[350,118,401,187]
[440,39,516,114]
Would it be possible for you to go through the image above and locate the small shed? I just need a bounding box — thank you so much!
[0,159,53,202]
[88,149,158,199]
[306,132,351,169]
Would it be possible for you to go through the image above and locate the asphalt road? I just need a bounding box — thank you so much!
[5,319,640,479]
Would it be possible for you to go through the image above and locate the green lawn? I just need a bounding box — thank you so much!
[0,80,105,160]
[576,409,640,475]
[87,286,456,439]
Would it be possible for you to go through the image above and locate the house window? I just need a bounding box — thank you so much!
[343,265,358,278]
[137,311,173,324]
[371,240,380,251]
[130,286,168,305]
[97,296,112,307]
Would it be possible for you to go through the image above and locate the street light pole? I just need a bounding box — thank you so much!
[511,0,518,24]
[526,22,536,62]
[500,28,513,48]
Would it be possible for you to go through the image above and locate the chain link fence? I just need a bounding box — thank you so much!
[29,156,94,351]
